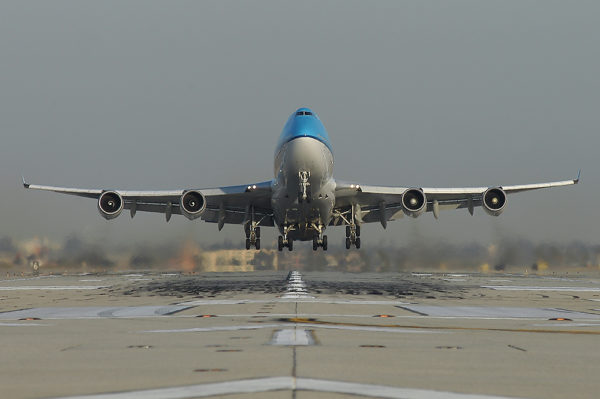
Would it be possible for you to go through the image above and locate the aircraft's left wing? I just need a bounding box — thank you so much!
[332,173,579,227]
[23,178,274,227]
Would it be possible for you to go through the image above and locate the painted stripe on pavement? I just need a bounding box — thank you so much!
[46,377,525,399]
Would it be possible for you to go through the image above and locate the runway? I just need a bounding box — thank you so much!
[1,271,599,399]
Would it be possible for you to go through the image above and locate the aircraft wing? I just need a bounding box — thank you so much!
[332,173,580,227]
[23,178,275,227]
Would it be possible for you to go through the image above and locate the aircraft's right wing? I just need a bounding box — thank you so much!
[332,172,580,227]
[23,178,275,228]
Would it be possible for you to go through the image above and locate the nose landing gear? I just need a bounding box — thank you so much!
[298,171,311,204]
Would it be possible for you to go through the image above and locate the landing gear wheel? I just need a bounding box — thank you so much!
[356,225,361,237]
[355,237,361,249]
[278,236,283,251]
[313,237,319,251]
[346,225,351,237]
[245,238,251,250]
[288,239,293,251]
[255,239,260,250]
[346,237,351,249]
[322,235,328,251]
[298,192,303,204]
[255,227,260,238]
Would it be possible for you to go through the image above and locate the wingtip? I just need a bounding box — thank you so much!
[22,175,30,189]
[574,169,581,184]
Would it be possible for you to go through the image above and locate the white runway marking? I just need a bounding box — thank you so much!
[400,305,600,319]
[0,306,191,320]
[145,323,439,334]
[269,329,316,345]
[281,271,313,298]
[482,286,600,292]
[0,286,107,291]
[46,377,525,399]
[180,298,409,306]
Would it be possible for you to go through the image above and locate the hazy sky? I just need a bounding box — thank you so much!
[0,1,597,248]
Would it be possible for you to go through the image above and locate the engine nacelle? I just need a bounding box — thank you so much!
[180,190,206,220]
[402,188,427,218]
[97,191,124,220]
[482,187,507,216]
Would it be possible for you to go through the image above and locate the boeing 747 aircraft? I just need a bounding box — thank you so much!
[24,108,579,251]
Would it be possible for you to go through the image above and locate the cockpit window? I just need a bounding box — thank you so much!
[296,111,313,116]
[296,112,303,116]
[305,111,312,115]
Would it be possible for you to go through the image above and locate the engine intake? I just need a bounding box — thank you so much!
[402,188,427,218]
[98,191,124,220]
[482,187,507,216]
[180,190,206,220]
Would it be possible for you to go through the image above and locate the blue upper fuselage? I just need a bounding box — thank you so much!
[276,107,333,155]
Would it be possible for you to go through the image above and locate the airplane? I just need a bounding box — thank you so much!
[23,107,579,251]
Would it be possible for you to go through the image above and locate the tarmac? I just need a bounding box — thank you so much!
[1,270,599,399]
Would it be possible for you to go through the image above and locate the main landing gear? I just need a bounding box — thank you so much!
[245,224,260,250]
[345,224,361,249]
[278,225,293,252]
[278,235,293,251]
[312,235,328,251]
[312,224,328,251]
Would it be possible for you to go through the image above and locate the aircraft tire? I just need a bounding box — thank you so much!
[356,225,361,237]
[346,226,351,237]
[355,237,361,249]
[255,227,260,238]
[278,236,283,251]
[255,239,260,250]
[245,238,251,250]
[288,239,293,251]
[322,235,328,251]
[313,237,318,251]
[346,238,351,249]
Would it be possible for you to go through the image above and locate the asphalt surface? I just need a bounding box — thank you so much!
[1,270,599,399]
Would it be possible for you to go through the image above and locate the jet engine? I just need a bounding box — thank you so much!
[180,190,206,220]
[482,187,507,216]
[402,188,427,218]
[97,191,124,220]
